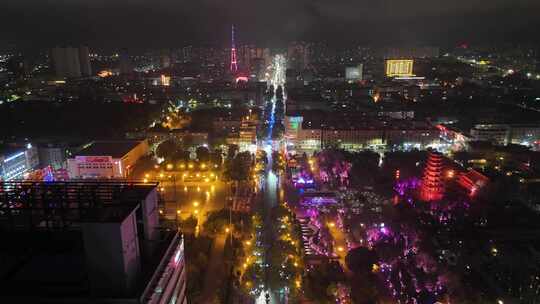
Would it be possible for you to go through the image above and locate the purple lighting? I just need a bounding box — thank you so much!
[394,177,421,196]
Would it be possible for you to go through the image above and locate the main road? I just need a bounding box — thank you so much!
[256,54,287,304]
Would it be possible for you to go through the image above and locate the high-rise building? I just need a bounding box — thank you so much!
[240,45,270,69]
[0,181,188,304]
[79,46,92,76]
[420,150,444,201]
[345,64,363,81]
[288,41,310,70]
[51,46,92,78]
[182,46,193,63]
[119,48,133,74]
[160,49,171,68]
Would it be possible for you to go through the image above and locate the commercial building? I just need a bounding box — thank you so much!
[345,64,363,81]
[285,112,440,154]
[470,124,540,147]
[0,143,39,181]
[470,124,510,145]
[51,46,92,78]
[0,181,187,304]
[508,124,540,146]
[386,59,414,77]
[67,140,149,179]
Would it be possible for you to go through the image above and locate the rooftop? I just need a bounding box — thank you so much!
[76,140,143,158]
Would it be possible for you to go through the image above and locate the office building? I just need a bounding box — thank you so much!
[119,48,133,74]
[0,143,39,181]
[51,46,92,78]
[240,45,271,69]
[470,124,540,147]
[345,64,363,81]
[79,46,92,76]
[160,49,171,68]
[470,124,510,145]
[288,41,311,70]
[0,181,187,304]
[67,140,149,179]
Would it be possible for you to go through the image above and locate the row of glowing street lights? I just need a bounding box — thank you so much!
[142,170,217,184]
[278,202,303,290]
[161,162,219,171]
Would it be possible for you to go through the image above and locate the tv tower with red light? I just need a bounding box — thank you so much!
[230,25,238,74]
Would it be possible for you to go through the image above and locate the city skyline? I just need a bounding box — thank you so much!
[1,2,540,303]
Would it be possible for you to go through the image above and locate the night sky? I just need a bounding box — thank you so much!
[2,0,539,50]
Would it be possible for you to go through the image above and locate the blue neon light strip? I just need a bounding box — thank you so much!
[3,152,25,163]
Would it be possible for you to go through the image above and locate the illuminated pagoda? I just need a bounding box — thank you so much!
[420,150,444,202]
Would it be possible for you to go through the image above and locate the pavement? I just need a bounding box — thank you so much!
[129,159,228,224]
[327,224,353,275]
[198,232,227,303]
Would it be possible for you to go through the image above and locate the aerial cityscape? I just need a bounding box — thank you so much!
[1,1,540,303]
